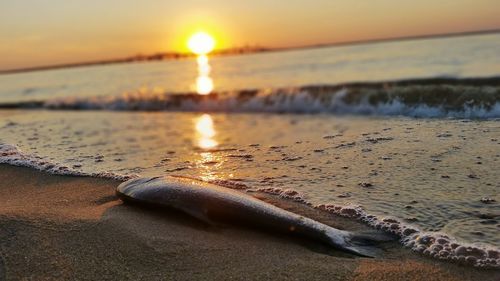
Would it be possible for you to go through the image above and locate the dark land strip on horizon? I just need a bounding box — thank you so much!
[1,28,499,75]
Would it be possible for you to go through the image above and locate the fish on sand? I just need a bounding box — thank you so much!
[117,176,389,257]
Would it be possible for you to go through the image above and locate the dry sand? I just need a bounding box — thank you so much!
[0,164,498,280]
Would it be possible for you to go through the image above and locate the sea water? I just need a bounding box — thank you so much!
[0,33,499,267]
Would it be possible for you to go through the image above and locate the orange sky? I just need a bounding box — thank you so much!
[1,0,499,70]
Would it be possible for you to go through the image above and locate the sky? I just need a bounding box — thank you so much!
[1,0,500,70]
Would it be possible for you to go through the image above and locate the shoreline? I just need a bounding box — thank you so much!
[0,164,498,280]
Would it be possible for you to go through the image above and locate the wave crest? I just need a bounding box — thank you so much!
[2,77,500,118]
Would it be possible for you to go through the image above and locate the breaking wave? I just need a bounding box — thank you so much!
[1,77,500,118]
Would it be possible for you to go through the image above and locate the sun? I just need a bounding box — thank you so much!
[187,32,215,55]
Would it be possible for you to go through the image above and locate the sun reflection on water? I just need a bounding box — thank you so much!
[187,32,215,95]
[195,54,214,95]
[194,113,220,180]
[195,114,218,149]
[188,33,220,180]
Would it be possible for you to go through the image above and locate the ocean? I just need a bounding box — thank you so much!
[0,33,499,268]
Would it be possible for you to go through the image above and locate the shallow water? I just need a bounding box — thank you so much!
[1,110,498,248]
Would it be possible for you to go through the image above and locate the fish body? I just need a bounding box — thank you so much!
[117,176,383,257]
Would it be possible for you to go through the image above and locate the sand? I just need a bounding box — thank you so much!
[0,164,498,280]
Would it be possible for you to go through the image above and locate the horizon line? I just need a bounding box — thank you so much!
[1,28,499,75]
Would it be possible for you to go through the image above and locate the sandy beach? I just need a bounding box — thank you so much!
[0,164,497,280]
[1,1,499,279]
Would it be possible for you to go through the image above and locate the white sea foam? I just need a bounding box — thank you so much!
[0,143,498,268]
[3,80,498,118]
[0,143,137,181]
[40,87,500,118]
[256,186,500,268]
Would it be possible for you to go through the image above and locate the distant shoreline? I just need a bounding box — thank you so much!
[1,28,499,75]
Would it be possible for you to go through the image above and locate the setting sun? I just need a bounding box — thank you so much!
[187,32,216,55]
[1,0,500,279]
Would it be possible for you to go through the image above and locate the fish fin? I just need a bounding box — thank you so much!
[343,244,382,258]
[341,232,390,258]
[178,205,218,226]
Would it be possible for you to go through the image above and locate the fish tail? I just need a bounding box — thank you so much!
[326,230,391,258]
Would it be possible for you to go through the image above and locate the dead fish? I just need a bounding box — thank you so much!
[117,176,388,257]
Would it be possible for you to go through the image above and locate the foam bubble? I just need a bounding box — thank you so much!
[254,187,310,205]
[0,143,137,181]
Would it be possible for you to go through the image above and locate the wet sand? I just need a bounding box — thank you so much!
[0,164,498,280]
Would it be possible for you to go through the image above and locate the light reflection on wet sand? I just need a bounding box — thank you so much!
[195,114,218,150]
[194,113,221,181]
